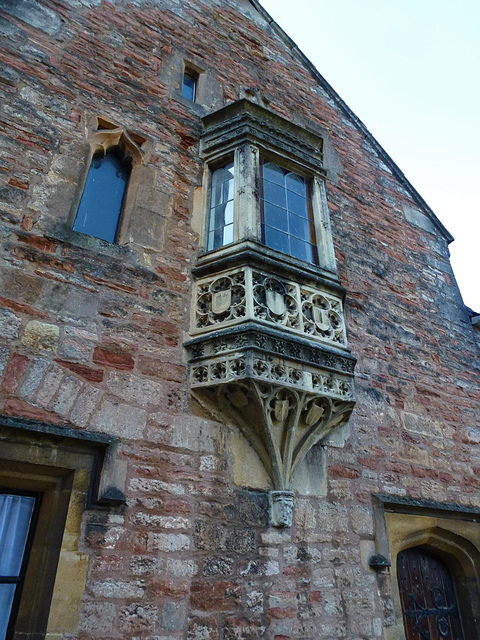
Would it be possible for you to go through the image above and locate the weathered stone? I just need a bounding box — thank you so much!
[22,320,59,352]
[91,400,146,439]
[0,308,21,340]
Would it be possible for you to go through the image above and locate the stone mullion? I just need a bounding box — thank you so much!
[313,177,337,273]
[245,267,254,323]
[235,143,259,242]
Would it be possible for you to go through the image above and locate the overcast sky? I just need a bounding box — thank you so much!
[261,0,479,311]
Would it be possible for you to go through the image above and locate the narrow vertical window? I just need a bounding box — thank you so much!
[73,148,131,243]
[207,162,234,251]
[0,493,38,639]
[182,71,197,102]
[260,161,318,264]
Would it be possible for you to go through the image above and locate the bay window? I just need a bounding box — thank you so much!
[201,99,337,274]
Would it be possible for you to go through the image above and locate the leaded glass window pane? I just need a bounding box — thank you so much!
[207,162,234,251]
[261,162,318,264]
[0,494,37,640]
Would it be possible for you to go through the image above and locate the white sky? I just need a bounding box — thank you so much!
[260,0,479,311]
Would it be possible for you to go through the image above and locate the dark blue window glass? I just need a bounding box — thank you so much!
[260,161,318,264]
[0,493,37,639]
[73,150,130,243]
[182,73,197,102]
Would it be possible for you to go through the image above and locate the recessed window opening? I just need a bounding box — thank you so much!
[260,161,318,265]
[73,147,131,243]
[207,162,234,251]
[0,491,39,640]
[182,71,198,102]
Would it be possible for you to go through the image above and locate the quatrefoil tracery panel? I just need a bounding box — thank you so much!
[193,267,347,347]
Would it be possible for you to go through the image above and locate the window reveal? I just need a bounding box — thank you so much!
[73,148,131,243]
[207,162,235,251]
[260,161,318,265]
[0,493,38,640]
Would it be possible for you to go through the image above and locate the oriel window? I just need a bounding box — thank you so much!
[207,162,235,251]
[260,161,318,265]
[0,492,38,640]
[73,147,131,243]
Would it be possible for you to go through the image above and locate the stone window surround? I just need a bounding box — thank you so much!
[67,115,147,247]
[181,59,206,105]
[0,417,125,639]
[371,494,480,640]
[197,99,337,275]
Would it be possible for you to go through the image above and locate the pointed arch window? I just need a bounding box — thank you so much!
[72,119,146,244]
[73,148,131,243]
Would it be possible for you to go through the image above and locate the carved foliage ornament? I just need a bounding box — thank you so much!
[191,354,353,400]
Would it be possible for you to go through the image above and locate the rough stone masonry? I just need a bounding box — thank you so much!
[0,0,479,639]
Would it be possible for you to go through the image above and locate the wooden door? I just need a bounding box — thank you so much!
[397,547,465,640]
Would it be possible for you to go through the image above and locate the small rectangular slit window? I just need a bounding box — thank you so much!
[182,72,197,102]
[207,162,234,251]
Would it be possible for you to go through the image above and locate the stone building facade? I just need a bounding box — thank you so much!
[0,1,479,639]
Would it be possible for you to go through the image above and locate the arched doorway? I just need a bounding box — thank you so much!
[397,547,465,640]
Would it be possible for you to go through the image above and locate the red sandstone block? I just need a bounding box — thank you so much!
[329,464,360,479]
[190,580,241,612]
[3,398,67,424]
[162,500,192,515]
[21,216,34,231]
[138,356,185,382]
[357,457,379,470]
[412,467,438,479]
[155,265,187,283]
[309,591,322,603]
[18,234,58,253]
[84,273,137,294]
[55,359,104,382]
[13,246,75,273]
[8,178,29,190]
[1,354,30,393]
[93,347,134,371]
[150,578,189,599]
[0,296,47,318]
[266,607,297,620]
[384,461,411,475]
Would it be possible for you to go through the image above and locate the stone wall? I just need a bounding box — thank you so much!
[1,0,479,638]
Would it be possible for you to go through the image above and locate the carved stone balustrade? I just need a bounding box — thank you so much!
[192,266,347,348]
[185,244,356,527]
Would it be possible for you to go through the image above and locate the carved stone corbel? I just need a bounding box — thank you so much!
[192,376,354,527]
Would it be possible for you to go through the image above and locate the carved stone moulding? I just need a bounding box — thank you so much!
[200,98,324,172]
[186,326,355,527]
[192,265,348,348]
[186,323,356,376]
[189,350,354,401]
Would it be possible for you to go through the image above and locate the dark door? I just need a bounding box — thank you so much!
[397,547,465,640]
